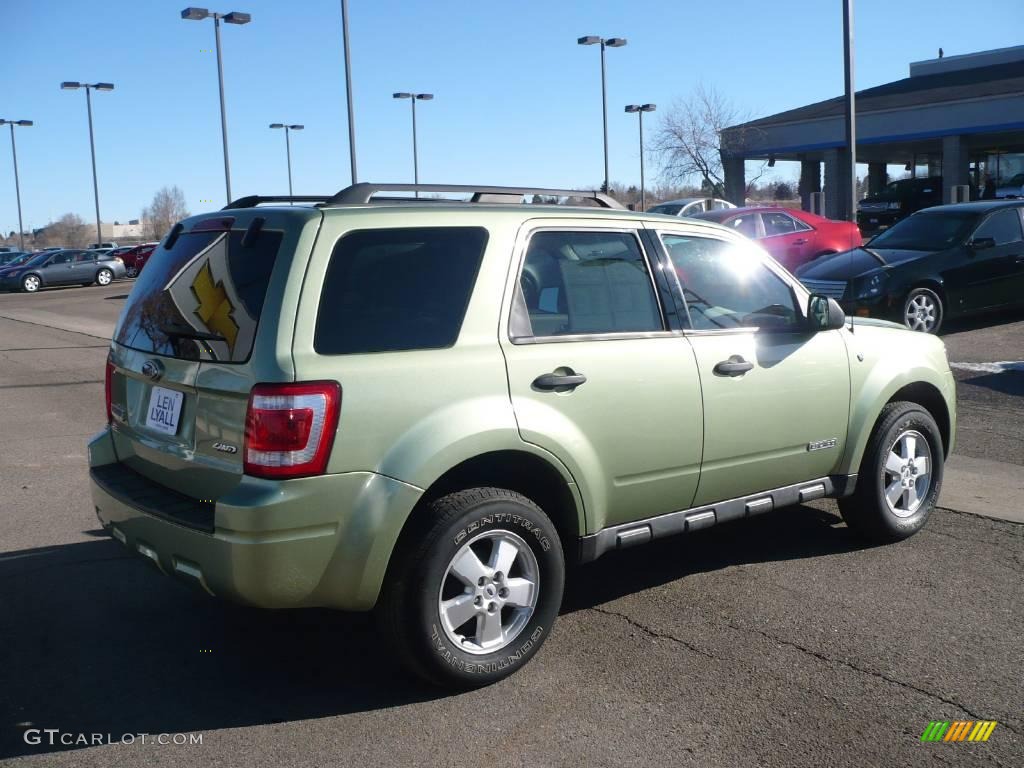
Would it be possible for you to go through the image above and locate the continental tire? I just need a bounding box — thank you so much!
[378,487,564,689]
[839,401,943,542]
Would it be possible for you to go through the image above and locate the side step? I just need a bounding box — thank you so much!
[578,474,856,562]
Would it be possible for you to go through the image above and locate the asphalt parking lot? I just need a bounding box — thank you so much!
[0,282,1021,767]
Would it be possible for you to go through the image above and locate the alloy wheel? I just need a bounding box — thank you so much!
[22,275,39,293]
[883,429,932,517]
[904,292,938,332]
[97,270,112,286]
[437,530,539,655]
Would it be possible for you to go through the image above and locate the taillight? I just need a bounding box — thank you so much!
[104,354,115,424]
[243,381,341,479]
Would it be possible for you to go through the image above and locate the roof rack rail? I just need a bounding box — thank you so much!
[222,195,333,210]
[322,183,624,209]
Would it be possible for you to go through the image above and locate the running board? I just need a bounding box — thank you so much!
[578,474,857,562]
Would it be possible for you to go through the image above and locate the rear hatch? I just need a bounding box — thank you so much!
[106,207,322,501]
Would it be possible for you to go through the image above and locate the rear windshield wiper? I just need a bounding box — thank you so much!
[158,322,226,342]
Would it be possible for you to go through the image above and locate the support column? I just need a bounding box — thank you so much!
[721,153,746,206]
[941,134,968,203]
[868,162,887,195]
[798,158,821,211]
[823,148,851,221]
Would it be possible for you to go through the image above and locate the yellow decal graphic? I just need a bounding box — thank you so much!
[190,261,239,354]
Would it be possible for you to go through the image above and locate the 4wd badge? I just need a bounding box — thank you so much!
[807,438,838,452]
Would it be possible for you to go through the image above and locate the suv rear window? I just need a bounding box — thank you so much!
[314,227,488,355]
[114,227,282,362]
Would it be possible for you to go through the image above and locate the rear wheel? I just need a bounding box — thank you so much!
[839,402,943,542]
[21,274,40,293]
[125,265,138,278]
[903,287,943,333]
[95,268,113,286]
[378,487,564,688]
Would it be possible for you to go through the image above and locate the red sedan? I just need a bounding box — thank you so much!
[693,206,862,272]
[119,243,158,278]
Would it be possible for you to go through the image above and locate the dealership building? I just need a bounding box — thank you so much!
[720,45,1024,219]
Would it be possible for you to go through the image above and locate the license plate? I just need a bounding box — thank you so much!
[146,386,183,436]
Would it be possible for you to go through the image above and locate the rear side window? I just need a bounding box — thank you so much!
[518,230,662,338]
[314,227,488,355]
[114,226,283,362]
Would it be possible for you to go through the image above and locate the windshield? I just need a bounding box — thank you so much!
[1002,174,1024,186]
[2,253,30,266]
[22,251,57,267]
[650,204,683,215]
[869,211,978,250]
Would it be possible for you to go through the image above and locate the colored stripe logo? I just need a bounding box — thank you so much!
[920,721,997,742]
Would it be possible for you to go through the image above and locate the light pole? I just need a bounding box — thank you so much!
[0,119,31,251]
[340,0,357,183]
[842,0,857,221]
[60,82,114,247]
[625,104,655,211]
[269,123,304,200]
[181,7,251,204]
[577,35,627,194]
[392,92,433,194]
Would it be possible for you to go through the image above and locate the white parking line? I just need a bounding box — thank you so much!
[950,361,1024,374]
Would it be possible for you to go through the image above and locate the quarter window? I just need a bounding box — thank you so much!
[661,234,801,331]
[315,227,488,355]
[518,231,662,338]
[973,209,1023,245]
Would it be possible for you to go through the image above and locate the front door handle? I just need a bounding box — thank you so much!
[793,238,808,245]
[713,356,754,376]
[533,371,587,391]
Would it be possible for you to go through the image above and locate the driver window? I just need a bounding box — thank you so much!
[973,209,1023,245]
[661,234,801,331]
[50,252,74,265]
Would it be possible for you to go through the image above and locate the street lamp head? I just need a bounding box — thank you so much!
[94,83,115,91]
[17,120,33,126]
[415,93,434,101]
[223,11,251,24]
[640,104,656,112]
[625,105,640,113]
[180,7,210,20]
[61,81,81,90]
[577,35,601,45]
[269,123,284,128]
[393,92,412,99]
[605,37,627,48]
[289,124,304,130]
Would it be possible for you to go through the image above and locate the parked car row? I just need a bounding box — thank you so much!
[0,242,157,292]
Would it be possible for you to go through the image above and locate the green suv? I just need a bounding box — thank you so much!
[88,183,956,687]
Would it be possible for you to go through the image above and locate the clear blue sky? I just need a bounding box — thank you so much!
[1,0,1021,234]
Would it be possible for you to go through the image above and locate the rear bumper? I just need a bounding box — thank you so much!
[88,426,423,611]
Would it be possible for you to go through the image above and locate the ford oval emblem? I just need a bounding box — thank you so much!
[141,359,164,381]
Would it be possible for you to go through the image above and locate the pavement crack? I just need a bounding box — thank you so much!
[723,620,1021,736]
[591,606,717,660]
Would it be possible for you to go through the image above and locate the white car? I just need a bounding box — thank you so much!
[647,197,736,217]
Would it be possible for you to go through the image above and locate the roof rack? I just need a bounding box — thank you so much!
[323,183,624,209]
[222,195,333,210]
[222,184,625,210]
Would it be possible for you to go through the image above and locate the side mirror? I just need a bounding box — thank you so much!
[968,236,995,251]
[808,294,846,332]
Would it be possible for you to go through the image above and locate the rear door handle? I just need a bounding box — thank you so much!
[793,238,808,245]
[532,371,587,391]
[713,356,754,376]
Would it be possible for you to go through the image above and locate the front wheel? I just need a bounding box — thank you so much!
[21,274,40,293]
[839,402,944,542]
[125,265,138,278]
[903,287,943,333]
[95,268,113,286]
[378,488,564,688]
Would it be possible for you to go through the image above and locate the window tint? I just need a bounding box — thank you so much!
[762,212,805,236]
[74,252,96,262]
[662,234,801,331]
[973,209,1023,245]
[725,214,758,238]
[314,227,487,355]
[518,230,662,338]
[649,204,683,216]
[50,252,75,265]
[114,227,283,362]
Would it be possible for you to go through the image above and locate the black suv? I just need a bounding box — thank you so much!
[858,177,943,234]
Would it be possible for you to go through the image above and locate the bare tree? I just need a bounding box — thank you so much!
[42,213,90,247]
[653,84,767,198]
[141,186,190,241]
